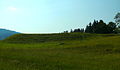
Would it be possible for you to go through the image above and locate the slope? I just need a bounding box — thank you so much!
[2,33,117,43]
[0,34,120,70]
[0,28,20,40]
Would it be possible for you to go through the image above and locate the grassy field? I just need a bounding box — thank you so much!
[0,33,120,70]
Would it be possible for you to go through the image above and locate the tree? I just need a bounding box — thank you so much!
[114,12,120,26]
[85,25,89,33]
[92,20,98,33]
[85,22,93,33]
[70,29,73,33]
[107,22,116,33]
[80,28,84,33]
[114,27,120,34]
[64,30,68,33]
[73,28,80,32]
[85,20,116,34]
[95,20,107,33]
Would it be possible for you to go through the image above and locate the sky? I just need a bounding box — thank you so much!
[0,0,120,33]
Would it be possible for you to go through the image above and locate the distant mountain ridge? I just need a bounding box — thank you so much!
[0,28,20,40]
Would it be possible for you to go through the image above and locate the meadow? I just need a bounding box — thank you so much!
[0,33,120,70]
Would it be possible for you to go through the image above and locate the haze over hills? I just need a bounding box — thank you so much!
[0,28,20,40]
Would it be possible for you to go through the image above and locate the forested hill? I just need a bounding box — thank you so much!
[0,29,20,40]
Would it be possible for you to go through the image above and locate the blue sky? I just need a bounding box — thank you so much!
[0,0,120,33]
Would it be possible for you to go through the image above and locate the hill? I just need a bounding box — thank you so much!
[3,33,117,43]
[0,33,120,70]
[0,28,20,40]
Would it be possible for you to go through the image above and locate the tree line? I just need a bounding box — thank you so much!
[63,12,120,34]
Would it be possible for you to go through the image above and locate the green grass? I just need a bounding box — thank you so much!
[0,33,120,70]
[3,33,117,43]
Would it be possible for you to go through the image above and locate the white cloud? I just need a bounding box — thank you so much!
[8,6,17,11]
